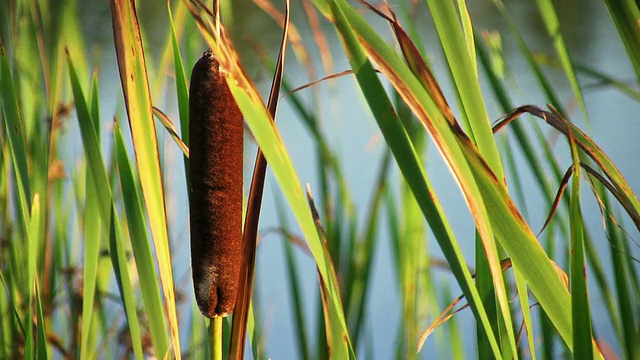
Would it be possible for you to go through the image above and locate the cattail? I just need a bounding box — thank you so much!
[189,50,243,318]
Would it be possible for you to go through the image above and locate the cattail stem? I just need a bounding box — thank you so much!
[210,316,223,360]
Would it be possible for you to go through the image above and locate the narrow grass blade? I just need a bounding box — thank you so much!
[247,301,266,360]
[601,0,640,82]
[152,107,189,157]
[602,191,640,359]
[0,251,15,359]
[302,0,334,77]
[418,293,465,351]
[150,0,188,98]
[307,185,350,359]
[167,2,191,179]
[497,135,537,358]
[114,121,171,359]
[398,167,428,359]
[186,304,207,358]
[513,267,535,360]
[284,231,313,360]
[79,69,103,359]
[580,200,624,355]
[534,0,589,120]
[24,193,42,359]
[108,206,145,360]
[455,0,475,73]
[80,162,102,360]
[110,1,180,356]
[425,0,503,176]
[66,53,111,234]
[0,46,31,234]
[442,284,464,360]
[275,195,311,360]
[538,167,573,236]
[35,284,47,360]
[348,152,391,347]
[253,0,315,81]
[567,128,594,359]
[489,0,565,115]
[541,57,640,101]
[419,258,516,351]
[89,70,101,131]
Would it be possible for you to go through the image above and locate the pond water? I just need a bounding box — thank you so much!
[71,0,639,358]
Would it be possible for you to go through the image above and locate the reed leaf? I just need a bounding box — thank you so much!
[167,2,191,177]
[567,127,594,359]
[114,121,172,359]
[534,0,589,120]
[108,206,145,360]
[0,46,31,236]
[603,190,640,359]
[601,0,640,82]
[35,284,47,360]
[24,193,41,359]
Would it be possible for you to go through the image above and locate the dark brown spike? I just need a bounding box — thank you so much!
[189,50,243,318]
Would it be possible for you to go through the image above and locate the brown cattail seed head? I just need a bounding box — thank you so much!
[189,50,243,318]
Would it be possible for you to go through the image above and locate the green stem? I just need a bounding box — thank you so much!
[210,316,223,360]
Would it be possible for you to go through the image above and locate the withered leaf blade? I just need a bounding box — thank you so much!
[229,0,290,358]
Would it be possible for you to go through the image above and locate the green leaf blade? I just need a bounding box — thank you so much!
[114,122,171,359]
[110,1,181,356]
